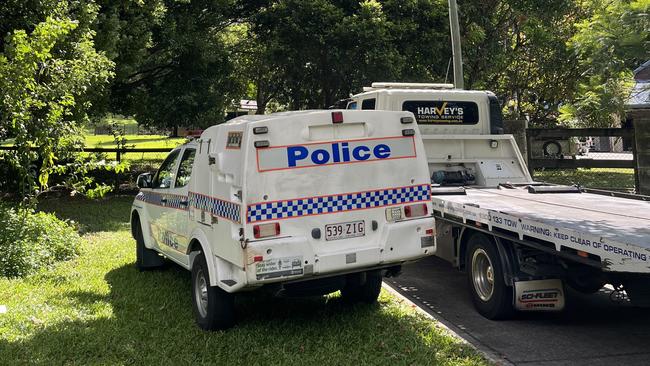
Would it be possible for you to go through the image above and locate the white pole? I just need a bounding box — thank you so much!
[448,0,464,89]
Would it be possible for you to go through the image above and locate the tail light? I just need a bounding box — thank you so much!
[404,203,428,218]
[332,111,344,124]
[253,222,280,239]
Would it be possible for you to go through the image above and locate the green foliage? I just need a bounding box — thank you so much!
[560,0,649,127]
[460,0,584,125]
[95,0,264,129]
[0,204,82,278]
[0,0,114,198]
[558,74,634,127]
[248,0,449,110]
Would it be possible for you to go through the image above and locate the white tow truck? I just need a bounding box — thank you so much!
[348,82,650,319]
[130,110,435,330]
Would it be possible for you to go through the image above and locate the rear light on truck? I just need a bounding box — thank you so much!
[253,222,280,239]
[332,111,344,124]
[404,203,428,218]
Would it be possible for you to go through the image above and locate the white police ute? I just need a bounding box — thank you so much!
[131,110,435,330]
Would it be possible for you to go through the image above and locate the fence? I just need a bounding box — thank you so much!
[0,146,173,163]
[525,128,638,192]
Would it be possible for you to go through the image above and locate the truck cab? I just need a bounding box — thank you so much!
[349,82,530,187]
[347,82,504,135]
[131,110,435,330]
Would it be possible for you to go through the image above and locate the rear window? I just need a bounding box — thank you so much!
[402,100,479,125]
[361,99,376,110]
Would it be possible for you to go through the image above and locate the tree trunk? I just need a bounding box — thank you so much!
[256,88,266,115]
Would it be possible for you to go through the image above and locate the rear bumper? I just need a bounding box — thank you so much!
[241,216,435,288]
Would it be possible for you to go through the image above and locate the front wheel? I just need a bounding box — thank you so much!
[191,252,235,330]
[466,233,514,320]
[340,270,383,304]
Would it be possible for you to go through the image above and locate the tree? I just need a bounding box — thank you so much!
[247,0,450,110]
[0,1,114,198]
[560,0,649,127]
[457,0,586,125]
[94,0,267,133]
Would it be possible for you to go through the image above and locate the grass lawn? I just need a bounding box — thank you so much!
[533,168,635,191]
[83,134,187,162]
[0,197,488,365]
[1,134,186,162]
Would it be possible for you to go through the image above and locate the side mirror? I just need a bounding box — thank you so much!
[137,172,153,189]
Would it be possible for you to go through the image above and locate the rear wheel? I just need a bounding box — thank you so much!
[191,252,235,330]
[133,216,166,271]
[340,270,383,304]
[466,233,513,320]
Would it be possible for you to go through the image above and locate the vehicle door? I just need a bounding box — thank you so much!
[165,146,196,266]
[148,149,183,258]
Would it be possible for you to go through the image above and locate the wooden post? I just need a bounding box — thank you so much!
[628,109,650,195]
[503,119,528,163]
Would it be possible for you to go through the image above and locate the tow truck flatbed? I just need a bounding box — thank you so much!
[432,186,650,273]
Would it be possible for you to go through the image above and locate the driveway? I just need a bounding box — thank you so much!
[386,256,650,366]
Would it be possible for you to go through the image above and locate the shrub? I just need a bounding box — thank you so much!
[0,205,82,278]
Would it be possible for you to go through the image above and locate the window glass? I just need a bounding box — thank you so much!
[347,101,358,110]
[175,148,196,188]
[361,98,376,110]
[153,150,180,189]
[402,100,479,125]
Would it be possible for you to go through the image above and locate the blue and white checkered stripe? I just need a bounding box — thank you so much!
[136,191,188,211]
[189,192,241,223]
[247,184,431,223]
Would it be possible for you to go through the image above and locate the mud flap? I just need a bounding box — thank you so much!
[514,279,565,311]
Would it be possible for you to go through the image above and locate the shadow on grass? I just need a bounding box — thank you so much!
[38,195,134,233]
[1,264,481,365]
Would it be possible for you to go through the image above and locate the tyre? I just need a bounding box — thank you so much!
[191,251,235,330]
[543,140,562,157]
[466,233,514,320]
[133,216,166,271]
[340,270,383,304]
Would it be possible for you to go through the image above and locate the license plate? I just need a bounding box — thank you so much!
[325,220,365,241]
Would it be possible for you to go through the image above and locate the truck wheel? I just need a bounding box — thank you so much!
[133,216,166,271]
[340,270,383,304]
[466,233,513,320]
[191,252,235,330]
[543,141,562,157]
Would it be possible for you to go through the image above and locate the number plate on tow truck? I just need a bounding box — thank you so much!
[325,220,365,241]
